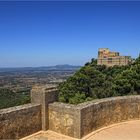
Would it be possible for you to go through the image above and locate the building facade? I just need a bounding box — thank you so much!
[97,48,132,66]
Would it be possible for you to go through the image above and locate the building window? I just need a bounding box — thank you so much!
[108,58,112,64]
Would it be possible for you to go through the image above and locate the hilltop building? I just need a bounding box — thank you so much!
[97,48,132,66]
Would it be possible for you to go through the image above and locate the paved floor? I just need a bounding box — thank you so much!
[21,131,78,140]
[84,120,140,140]
[21,120,140,140]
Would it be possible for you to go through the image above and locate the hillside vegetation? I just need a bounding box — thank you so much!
[58,56,140,104]
[0,89,30,109]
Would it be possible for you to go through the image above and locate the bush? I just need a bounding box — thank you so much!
[0,88,31,109]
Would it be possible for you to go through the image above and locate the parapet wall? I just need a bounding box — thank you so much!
[0,85,58,139]
[49,95,140,139]
[31,85,58,130]
[49,103,81,138]
[1,86,140,139]
[0,103,42,139]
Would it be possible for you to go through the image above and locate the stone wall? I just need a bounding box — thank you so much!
[49,103,81,138]
[0,103,42,139]
[0,85,58,139]
[1,86,140,139]
[31,85,58,130]
[49,95,140,139]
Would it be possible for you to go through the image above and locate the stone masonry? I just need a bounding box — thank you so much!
[31,85,58,130]
[0,103,42,139]
[49,95,140,138]
[1,86,140,139]
[49,103,81,138]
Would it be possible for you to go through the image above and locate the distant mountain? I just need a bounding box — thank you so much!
[53,64,81,69]
[0,65,81,73]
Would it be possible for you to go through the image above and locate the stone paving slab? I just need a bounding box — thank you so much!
[21,120,140,140]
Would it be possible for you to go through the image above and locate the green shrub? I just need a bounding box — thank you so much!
[0,88,31,109]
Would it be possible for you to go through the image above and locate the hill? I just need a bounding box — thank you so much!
[58,57,140,104]
[0,65,81,73]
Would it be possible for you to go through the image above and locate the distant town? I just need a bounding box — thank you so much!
[0,65,80,93]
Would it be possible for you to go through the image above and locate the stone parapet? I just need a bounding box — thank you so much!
[0,103,41,139]
[49,102,81,138]
[31,85,58,130]
[49,95,140,139]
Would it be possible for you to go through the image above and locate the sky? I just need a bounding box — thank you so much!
[0,1,140,67]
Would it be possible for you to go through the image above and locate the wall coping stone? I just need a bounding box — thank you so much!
[31,85,58,93]
[49,95,140,110]
[0,103,41,114]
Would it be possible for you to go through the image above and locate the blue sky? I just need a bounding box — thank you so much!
[0,1,140,67]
